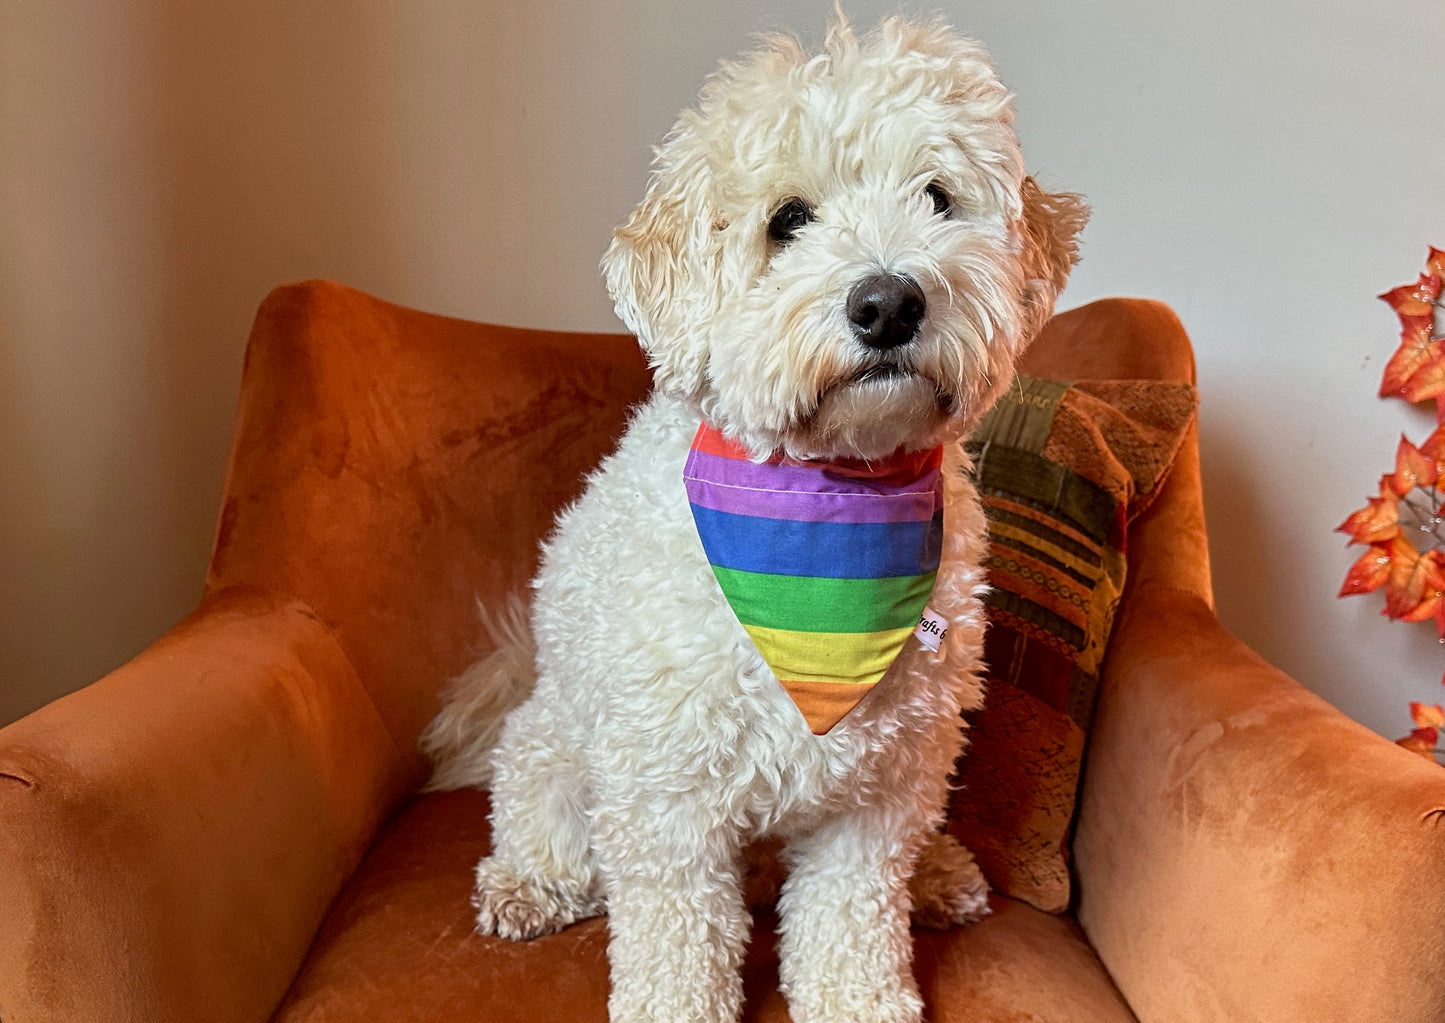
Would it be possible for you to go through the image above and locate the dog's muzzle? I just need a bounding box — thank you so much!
[847,273,925,351]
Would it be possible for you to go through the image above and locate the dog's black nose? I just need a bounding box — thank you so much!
[846,274,926,350]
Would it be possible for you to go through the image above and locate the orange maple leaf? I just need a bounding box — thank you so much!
[1402,353,1445,404]
[1379,316,1443,399]
[1401,589,1445,624]
[1340,543,1391,597]
[1429,247,1445,279]
[1398,699,1443,760]
[1378,252,1445,402]
[1397,728,1439,760]
[1379,273,1443,319]
[1410,701,1445,729]
[1421,423,1445,463]
[1382,538,1445,620]
[1337,493,1400,545]
[1387,435,1441,496]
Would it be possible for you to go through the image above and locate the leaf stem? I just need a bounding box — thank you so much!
[1400,486,1445,550]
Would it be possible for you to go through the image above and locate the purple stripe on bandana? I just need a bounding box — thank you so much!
[683,450,942,524]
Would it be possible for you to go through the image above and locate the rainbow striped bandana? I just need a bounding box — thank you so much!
[684,423,945,734]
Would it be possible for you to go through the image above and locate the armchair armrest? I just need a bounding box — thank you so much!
[1074,584,1445,1023]
[0,587,407,1023]
[0,280,652,1022]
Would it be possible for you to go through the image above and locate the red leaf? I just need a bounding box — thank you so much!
[1410,702,1445,729]
[1421,423,1445,462]
[1397,729,1439,760]
[1428,248,1445,279]
[1401,590,1444,623]
[1403,353,1445,404]
[1387,435,1440,495]
[1337,493,1400,544]
[1379,317,1441,398]
[1380,273,1442,319]
[1340,543,1391,597]
[1383,538,1442,619]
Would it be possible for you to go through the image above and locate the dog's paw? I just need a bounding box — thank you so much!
[908,831,992,930]
[785,982,924,1023]
[471,856,600,941]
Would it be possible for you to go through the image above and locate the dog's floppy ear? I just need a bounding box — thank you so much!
[1017,176,1090,341]
[601,119,718,401]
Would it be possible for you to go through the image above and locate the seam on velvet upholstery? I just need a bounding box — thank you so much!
[1115,582,1213,613]
[201,583,412,773]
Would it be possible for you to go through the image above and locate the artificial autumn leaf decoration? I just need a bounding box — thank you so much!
[1379,273,1444,400]
[1399,702,1445,759]
[1337,247,1445,763]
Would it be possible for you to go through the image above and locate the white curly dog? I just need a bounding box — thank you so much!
[423,14,1086,1023]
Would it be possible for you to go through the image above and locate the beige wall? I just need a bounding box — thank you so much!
[3,0,1444,734]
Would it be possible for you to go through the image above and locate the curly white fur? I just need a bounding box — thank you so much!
[423,13,1085,1023]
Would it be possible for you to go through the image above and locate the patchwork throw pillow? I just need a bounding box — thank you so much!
[946,375,1198,913]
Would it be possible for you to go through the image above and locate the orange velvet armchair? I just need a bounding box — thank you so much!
[2,281,1443,1023]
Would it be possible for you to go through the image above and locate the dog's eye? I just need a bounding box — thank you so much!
[767,198,814,244]
[925,183,952,218]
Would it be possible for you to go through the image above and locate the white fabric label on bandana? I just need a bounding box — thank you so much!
[914,606,948,652]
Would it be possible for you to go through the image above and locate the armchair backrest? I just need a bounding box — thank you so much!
[207,280,651,780]
[208,283,1209,791]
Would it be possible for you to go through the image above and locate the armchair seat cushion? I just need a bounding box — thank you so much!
[269,789,1138,1022]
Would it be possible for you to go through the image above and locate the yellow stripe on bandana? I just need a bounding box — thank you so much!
[741,623,916,687]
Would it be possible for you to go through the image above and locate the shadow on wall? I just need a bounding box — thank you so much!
[1199,412,1444,738]
[150,0,410,584]
[1200,417,1355,716]
[0,4,409,724]
[0,342,49,722]
[1198,422,1277,635]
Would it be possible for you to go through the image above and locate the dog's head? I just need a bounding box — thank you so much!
[602,15,1088,461]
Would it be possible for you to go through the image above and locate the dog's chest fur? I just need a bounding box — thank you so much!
[528,391,990,838]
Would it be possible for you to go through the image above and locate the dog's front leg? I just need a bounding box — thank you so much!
[776,808,927,1023]
[595,809,750,1023]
